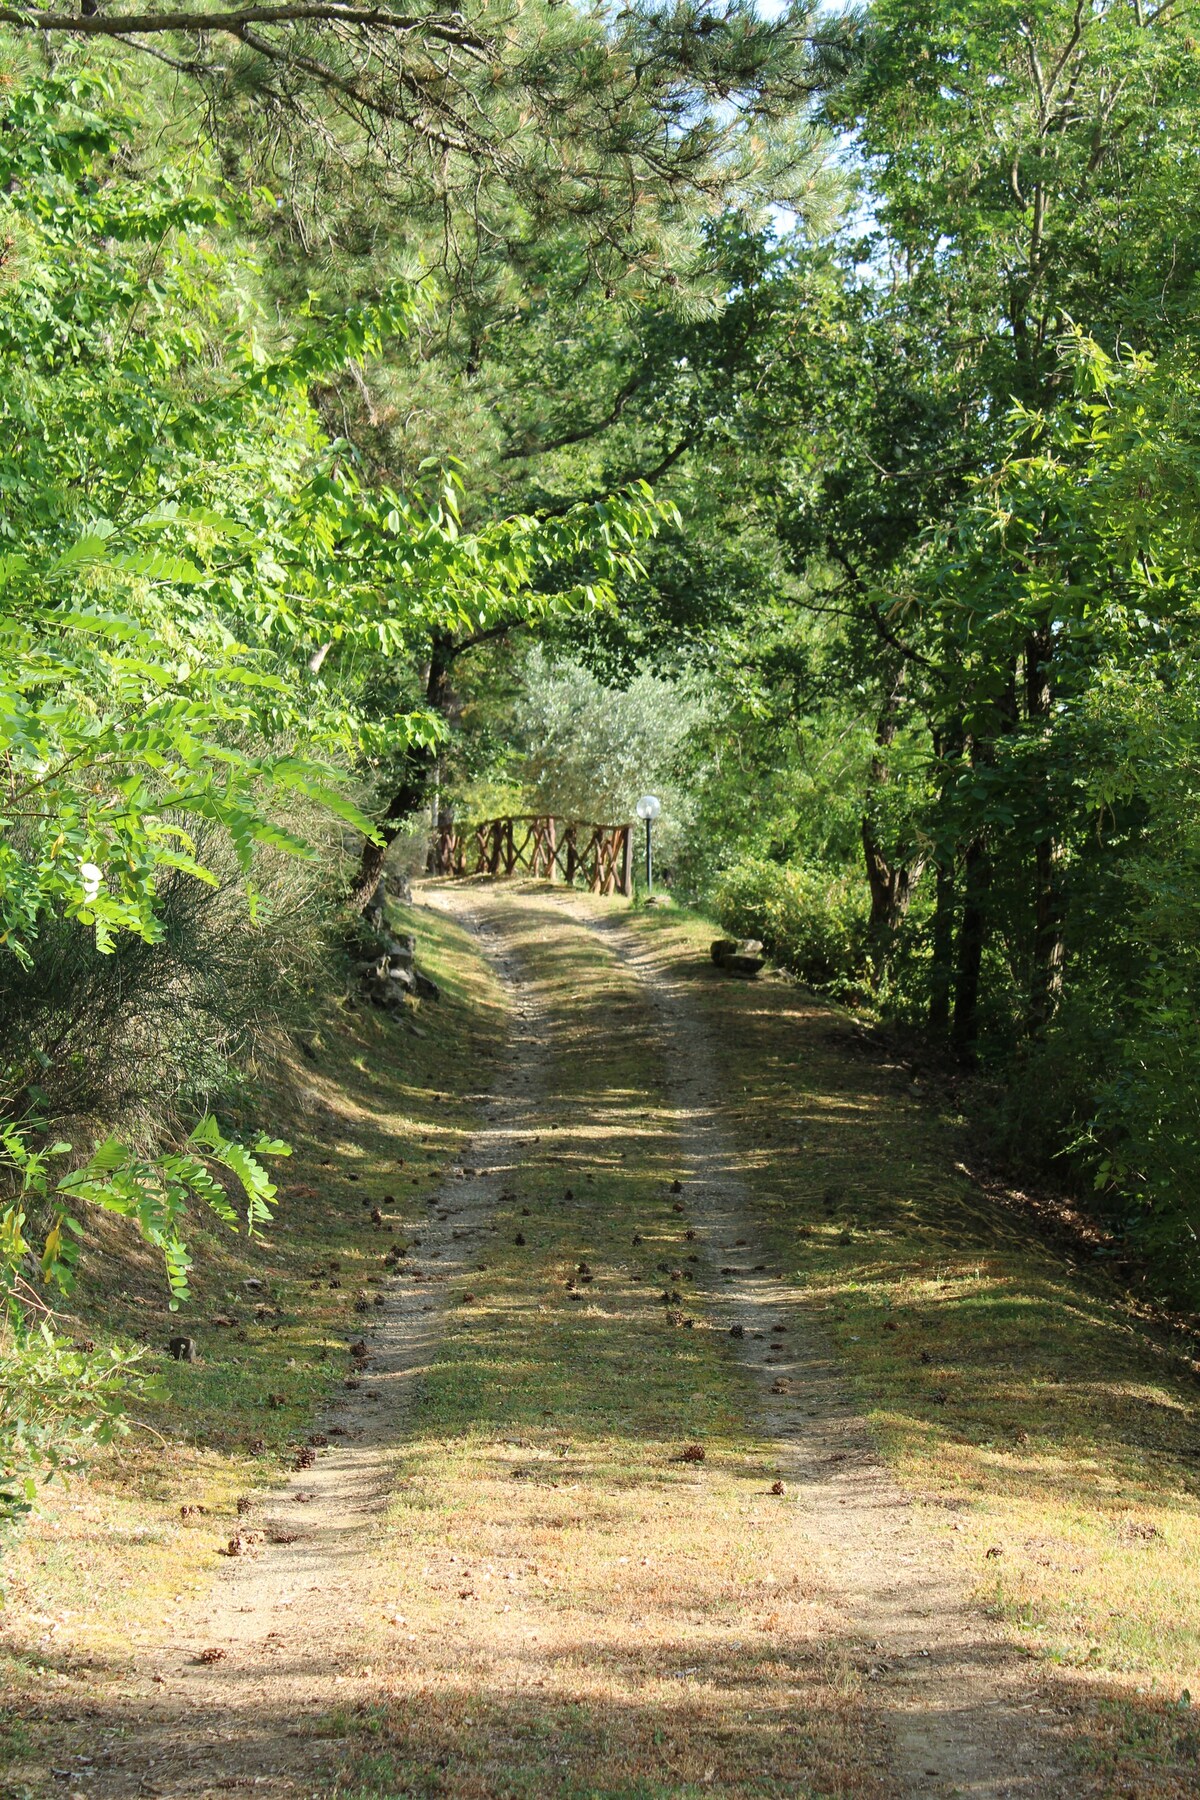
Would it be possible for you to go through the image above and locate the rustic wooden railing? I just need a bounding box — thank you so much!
[430,815,633,896]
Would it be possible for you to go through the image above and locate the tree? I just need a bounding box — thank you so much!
[12,2,855,290]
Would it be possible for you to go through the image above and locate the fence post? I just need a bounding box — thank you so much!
[547,817,557,882]
[619,826,632,897]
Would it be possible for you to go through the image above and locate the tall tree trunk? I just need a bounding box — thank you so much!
[927,721,961,1039]
[862,819,926,981]
[1025,626,1064,1032]
[929,857,955,1038]
[861,673,925,984]
[949,668,1016,1058]
[347,638,451,913]
[951,835,988,1059]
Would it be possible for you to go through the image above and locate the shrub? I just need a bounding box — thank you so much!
[710,857,868,991]
[0,826,342,1135]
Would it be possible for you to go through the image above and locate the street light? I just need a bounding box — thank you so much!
[635,794,661,893]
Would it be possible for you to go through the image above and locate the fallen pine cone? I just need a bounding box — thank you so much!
[295,1445,316,1469]
[729,1323,745,1339]
[770,1481,786,1497]
[679,1443,706,1463]
[670,1179,683,1194]
[461,1292,477,1305]
[224,1532,263,1557]
[235,1495,254,1516]
[307,1433,328,1448]
[196,1647,227,1664]
[179,1504,208,1524]
[265,1393,286,1409]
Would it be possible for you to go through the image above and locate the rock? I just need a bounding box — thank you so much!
[413,969,440,1002]
[710,937,765,977]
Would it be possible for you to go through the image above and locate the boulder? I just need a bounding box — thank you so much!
[710,937,765,978]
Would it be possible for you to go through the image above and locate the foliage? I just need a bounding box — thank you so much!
[0,60,674,1522]
[0,1115,287,1521]
[0,1327,146,1525]
[511,649,700,829]
[710,857,867,992]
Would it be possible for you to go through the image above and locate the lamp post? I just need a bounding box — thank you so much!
[635,794,661,893]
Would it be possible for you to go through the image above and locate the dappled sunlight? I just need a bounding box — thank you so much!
[612,902,1200,1707]
[9,883,1198,1799]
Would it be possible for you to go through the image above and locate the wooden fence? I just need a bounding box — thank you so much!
[430,815,633,896]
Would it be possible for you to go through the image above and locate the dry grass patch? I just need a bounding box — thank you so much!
[0,897,506,1780]
[328,896,891,1799]
[613,899,1200,1795]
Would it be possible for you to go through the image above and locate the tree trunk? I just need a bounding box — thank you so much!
[951,836,988,1059]
[347,637,452,914]
[347,750,437,913]
[1025,626,1064,1032]
[861,673,925,983]
[862,818,926,979]
[929,856,955,1038]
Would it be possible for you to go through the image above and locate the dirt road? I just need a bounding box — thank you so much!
[28,885,1064,1800]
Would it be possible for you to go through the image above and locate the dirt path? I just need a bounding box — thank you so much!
[45,884,1064,1800]
[76,909,557,1800]
[546,889,1064,1798]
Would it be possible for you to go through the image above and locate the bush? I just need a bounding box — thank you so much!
[710,858,868,991]
[0,827,342,1137]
